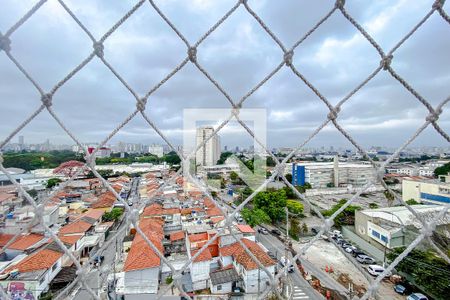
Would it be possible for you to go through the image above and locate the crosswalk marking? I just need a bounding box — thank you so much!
[292,286,309,300]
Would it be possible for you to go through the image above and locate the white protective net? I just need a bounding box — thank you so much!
[0,0,449,299]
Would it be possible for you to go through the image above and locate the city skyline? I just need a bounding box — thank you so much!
[1,1,449,149]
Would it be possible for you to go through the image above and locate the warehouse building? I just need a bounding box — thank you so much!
[402,174,450,205]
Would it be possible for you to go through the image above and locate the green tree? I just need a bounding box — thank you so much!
[322,199,361,227]
[46,178,62,189]
[253,189,287,222]
[230,171,239,181]
[103,208,124,222]
[241,208,271,227]
[217,152,233,164]
[387,248,450,298]
[434,162,450,177]
[301,223,308,235]
[406,199,420,205]
[286,200,303,215]
[368,202,379,209]
[162,151,181,165]
[285,173,292,183]
[289,218,300,240]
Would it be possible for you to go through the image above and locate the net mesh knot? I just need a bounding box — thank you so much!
[41,93,53,107]
[188,47,197,62]
[335,0,346,9]
[433,0,446,9]
[327,107,341,120]
[426,108,442,122]
[136,98,147,112]
[284,51,294,67]
[0,33,11,52]
[380,55,393,70]
[93,41,104,58]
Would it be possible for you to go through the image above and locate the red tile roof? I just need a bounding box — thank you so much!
[220,239,275,270]
[124,220,164,272]
[4,248,62,273]
[142,203,180,217]
[57,234,83,245]
[82,209,104,220]
[8,234,45,251]
[191,248,212,262]
[236,224,255,234]
[206,206,223,217]
[188,232,208,243]
[210,216,225,224]
[59,220,92,234]
[91,192,116,208]
[0,233,14,247]
[170,231,185,242]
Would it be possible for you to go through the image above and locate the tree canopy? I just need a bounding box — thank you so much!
[434,162,450,177]
[387,248,450,298]
[253,189,287,222]
[241,208,271,227]
[322,199,361,227]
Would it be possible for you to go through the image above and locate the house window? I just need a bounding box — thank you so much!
[39,276,45,285]
[371,230,380,239]
[381,235,388,243]
[217,285,222,291]
[52,262,58,272]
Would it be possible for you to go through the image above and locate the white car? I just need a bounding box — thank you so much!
[407,293,428,300]
[356,255,375,264]
[367,265,391,277]
[344,245,357,253]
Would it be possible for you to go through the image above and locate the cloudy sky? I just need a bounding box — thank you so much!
[0,0,449,150]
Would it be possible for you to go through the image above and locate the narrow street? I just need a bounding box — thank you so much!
[256,231,326,300]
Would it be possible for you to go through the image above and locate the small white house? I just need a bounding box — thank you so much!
[209,266,240,294]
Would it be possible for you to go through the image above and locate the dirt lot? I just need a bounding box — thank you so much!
[295,239,404,300]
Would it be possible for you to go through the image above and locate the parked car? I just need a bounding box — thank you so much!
[393,284,407,295]
[271,229,282,236]
[344,245,357,253]
[341,242,352,249]
[258,227,268,235]
[367,265,391,277]
[336,238,346,245]
[356,254,375,264]
[352,249,366,257]
[407,293,428,300]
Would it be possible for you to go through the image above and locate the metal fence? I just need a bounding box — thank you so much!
[0,0,449,299]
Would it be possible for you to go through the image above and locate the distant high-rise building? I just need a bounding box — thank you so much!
[196,126,220,166]
[148,144,164,158]
[224,145,228,152]
[18,135,24,146]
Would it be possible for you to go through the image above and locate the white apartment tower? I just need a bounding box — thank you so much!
[148,144,164,158]
[196,126,221,166]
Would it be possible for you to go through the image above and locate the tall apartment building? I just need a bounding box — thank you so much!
[148,144,164,158]
[196,127,220,167]
[292,156,376,188]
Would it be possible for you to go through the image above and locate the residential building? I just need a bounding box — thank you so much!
[219,239,275,293]
[148,144,164,158]
[0,242,65,299]
[196,126,221,167]
[121,218,164,297]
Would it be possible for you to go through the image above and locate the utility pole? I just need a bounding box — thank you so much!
[283,207,289,297]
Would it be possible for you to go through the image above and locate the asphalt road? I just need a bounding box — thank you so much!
[257,231,325,300]
[73,177,139,299]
